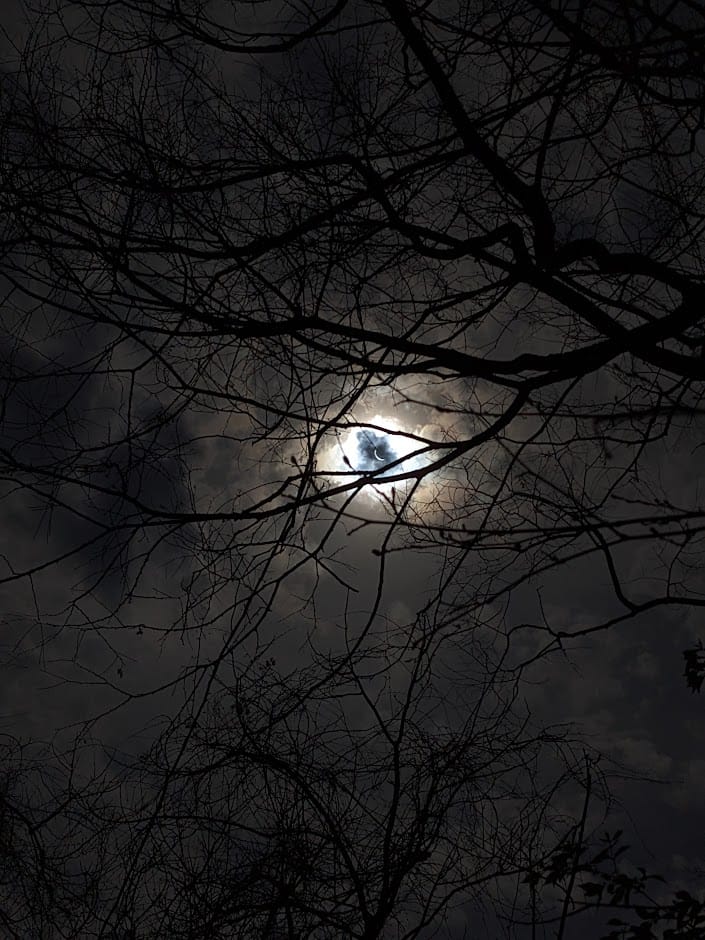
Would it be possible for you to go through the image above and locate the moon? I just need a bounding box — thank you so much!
[329,417,426,489]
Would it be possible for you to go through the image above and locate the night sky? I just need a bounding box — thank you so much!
[1,0,704,937]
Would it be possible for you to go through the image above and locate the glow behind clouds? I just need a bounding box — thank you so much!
[331,414,427,490]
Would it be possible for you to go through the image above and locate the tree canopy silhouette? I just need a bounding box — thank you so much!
[1,0,704,936]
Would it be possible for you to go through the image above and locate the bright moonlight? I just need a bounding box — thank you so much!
[326,414,428,497]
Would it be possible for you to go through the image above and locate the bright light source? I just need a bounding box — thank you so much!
[331,415,427,493]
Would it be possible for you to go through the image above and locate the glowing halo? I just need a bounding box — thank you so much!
[322,413,431,500]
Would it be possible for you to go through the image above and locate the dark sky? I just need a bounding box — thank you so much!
[1,0,704,937]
